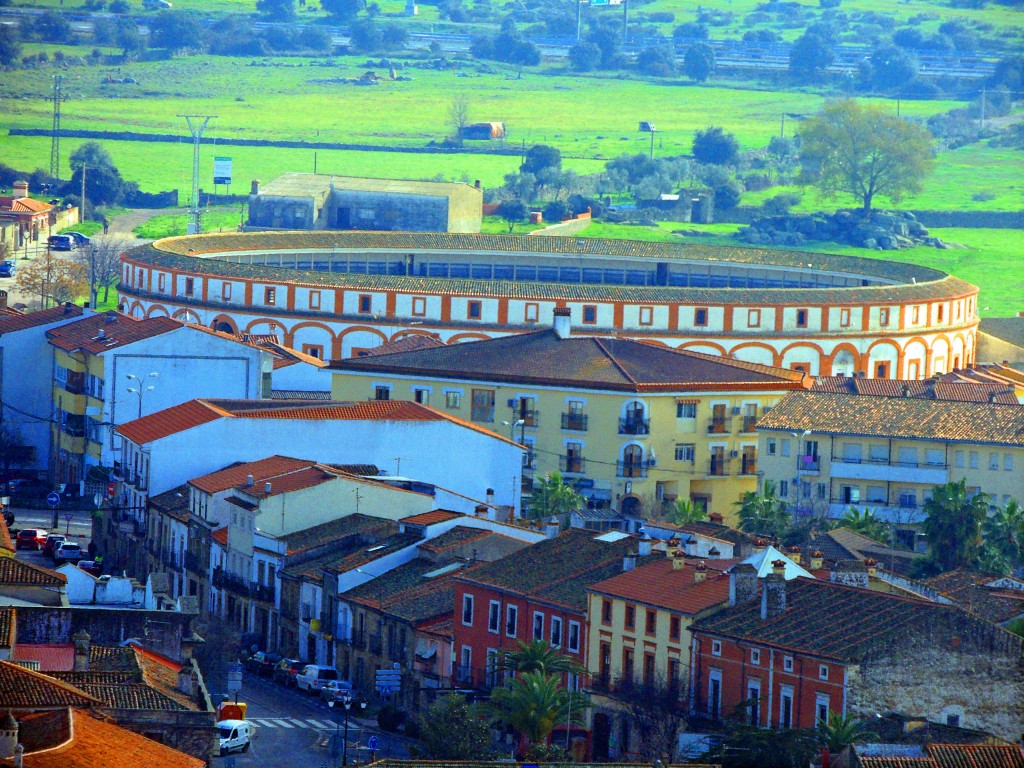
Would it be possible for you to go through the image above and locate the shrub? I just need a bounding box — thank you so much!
[762,192,802,214]
[543,200,571,222]
[377,703,406,732]
[714,181,742,211]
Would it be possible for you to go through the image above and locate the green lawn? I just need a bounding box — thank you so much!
[133,206,246,239]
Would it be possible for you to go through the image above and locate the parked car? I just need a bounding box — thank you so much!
[272,658,304,687]
[318,679,355,704]
[244,651,281,677]
[217,719,254,756]
[78,561,103,577]
[55,542,84,564]
[42,534,66,559]
[63,232,91,247]
[296,664,339,694]
[15,529,46,550]
[0,261,15,278]
[47,234,74,251]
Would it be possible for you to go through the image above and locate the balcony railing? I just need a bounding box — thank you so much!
[345,631,366,650]
[254,584,275,603]
[798,456,820,472]
[62,424,86,438]
[619,417,650,435]
[740,459,758,475]
[560,456,586,474]
[518,409,539,428]
[707,417,732,434]
[471,407,494,423]
[740,416,758,433]
[63,373,87,395]
[212,567,253,598]
[522,451,536,470]
[184,551,206,574]
[617,459,655,478]
[832,455,948,470]
[561,413,588,432]
[709,457,731,476]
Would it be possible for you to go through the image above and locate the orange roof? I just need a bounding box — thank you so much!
[189,455,321,494]
[0,659,100,708]
[589,558,733,615]
[0,514,13,553]
[10,709,205,768]
[0,196,52,214]
[0,607,14,650]
[0,304,84,336]
[117,399,232,445]
[401,510,463,526]
[0,558,67,587]
[211,527,228,546]
[47,312,181,355]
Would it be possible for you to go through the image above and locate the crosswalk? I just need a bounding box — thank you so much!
[247,718,340,730]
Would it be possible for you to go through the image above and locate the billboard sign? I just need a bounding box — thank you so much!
[213,157,232,186]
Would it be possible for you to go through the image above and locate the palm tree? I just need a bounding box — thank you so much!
[489,671,588,746]
[837,508,889,543]
[498,639,585,676]
[735,480,792,539]
[984,499,1024,568]
[817,712,876,752]
[670,497,707,526]
[921,479,989,572]
[526,471,583,521]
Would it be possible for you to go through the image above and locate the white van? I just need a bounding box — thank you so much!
[217,719,254,756]
[295,664,339,694]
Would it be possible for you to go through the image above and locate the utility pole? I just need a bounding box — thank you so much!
[50,75,62,181]
[575,0,583,42]
[979,87,986,129]
[622,0,629,45]
[178,115,216,235]
[80,164,87,228]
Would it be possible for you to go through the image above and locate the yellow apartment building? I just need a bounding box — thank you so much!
[330,310,810,522]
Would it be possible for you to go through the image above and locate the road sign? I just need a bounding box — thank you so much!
[64,512,74,522]
[367,736,380,751]
[227,662,243,692]
[46,492,60,507]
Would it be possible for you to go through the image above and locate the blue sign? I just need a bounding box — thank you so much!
[46,492,60,507]
[367,736,380,751]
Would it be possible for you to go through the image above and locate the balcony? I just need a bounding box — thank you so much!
[619,417,650,435]
[254,584,275,603]
[212,567,253,598]
[740,459,758,475]
[740,416,758,433]
[708,457,731,476]
[62,423,86,438]
[617,459,655,478]
[522,451,536,471]
[829,457,948,485]
[827,499,927,524]
[707,418,732,435]
[63,372,87,395]
[797,456,820,473]
[184,551,206,574]
[561,413,588,432]
[519,409,539,428]
[560,456,586,474]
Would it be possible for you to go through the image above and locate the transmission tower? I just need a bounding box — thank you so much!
[178,114,216,234]
[50,75,63,181]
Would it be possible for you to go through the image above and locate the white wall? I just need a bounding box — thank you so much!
[271,361,331,392]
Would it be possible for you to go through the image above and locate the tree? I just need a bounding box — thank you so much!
[789,31,833,81]
[349,19,382,52]
[921,479,989,572]
[542,199,571,223]
[525,471,583,520]
[489,671,588,746]
[866,44,917,90]
[683,43,715,82]
[735,480,791,539]
[381,24,407,49]
[984,498,1023,569]
[836,508,888,543]
[148,11,205,53]
[257,0,296,20]
[568,41,601,72]
[449,93,471,145]
[0,24,21,67]
[35,11,73,44]
[522,145,561,177]
[817,712,876,753]
[16,251,89,309]
[77,234,132,306]
[637,46,676,78]
[498,640,585,676]
[114,17,145,59]
[692,126,739,166]
[68,142,133,208]
[496,198,528,233]
[799,99,934,216]
[670,497,707,526]
[322,0,364,20]
[414,696,494,760]
[615,677,688,762]
[710,722,820,768]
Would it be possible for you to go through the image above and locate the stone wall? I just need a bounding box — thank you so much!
[530,212,592,237]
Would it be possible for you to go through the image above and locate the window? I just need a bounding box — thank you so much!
[817,483,827,500]
[524,303,539,323]
[669,616,681,642]
[568,621,580,652]
[445,391,461,409]
[374,385,390,401]
[955,450,965,468]
[412,297,426,316]
[815,693,830,723]
[601,599,612,625]
[488,601,500,633]
[783,655,793,672]
[879,308,890,327]
[1004,454,1014,471]
[467,300,482,320]
[309,290,321,310]
[622,648,634,683]
[912,306,921,324]
[471,389,495,422]
[937,305,944,322]
[643,653,656,685]
[694,307,708,327]
[818,664,829,680]
[550,616,562,647]
[358,294,372,313]
[674,443,695,462]
[645,609,657,635]
[461,645,472,674]
[875,361,890,378]
[461,594,474,626]
[969,451,979,469]
[625,604,635,630]
[264,287,276,306]
[946,714,960,727]
[184,277,195,296]
[676,401,697,419]
[533,612,544,642]
[708,671,722,718]
[780,685,794,729]
[505,605,518,637]
[301,344,323,359]
[781,439,791,457]
[747,309,761,328]
[747,679,761,726]
[711,640,722,657]
[767,439,777,456]
[750,649,761,665]
[413,388,429,405]
[221,283,232,301]
[796,308,808,328]
[779,480,789,497]
[925,448,944,466]
[158,274,166,291]
[990,452,1000,470]
[839,308,851,327]
[639,306,653,326]
[869,444,888,463]
[582,305,597,324]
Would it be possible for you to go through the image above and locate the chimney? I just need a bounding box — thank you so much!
[0,713,18,759]
[694,561,708,583]
[0,291,6,310]
[810,550,824,570]
[671,549,686,570]
[105,312,117,323]
[13,744,23,768]
[485,488,495,506]
[73,630,91,672]
[264,482,272,494]
[865,558,878,578]
[753,537,768,553]
[708,512,724,525]
[901,383,911,397]
[97,328,106,340]
[622,551,637,572]
[552,307,571,339]
[246,474,254,487]
[772,558,787,578]
[177,666,195,697]
[760,573,787,620]
[250,179,260,195]
[637,532,652,557]
[474,504,488,518]
[684,536,698,557]
[728,563,759,607]
[785,545,801,560]
[63,302,74,314]
[830,559,869,590]
[11,180,28,200]
[544,516,559,539]
[474,179,482,189]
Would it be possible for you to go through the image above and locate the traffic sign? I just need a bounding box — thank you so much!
[46,492,60,507]
[226,662,243,693]
[64,512,74,522]
[367,736,380,751]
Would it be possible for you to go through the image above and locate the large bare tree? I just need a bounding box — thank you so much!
[77,234,132,307]
[16,251,88,309]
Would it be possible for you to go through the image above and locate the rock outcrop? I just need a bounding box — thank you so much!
[736,209,950,250]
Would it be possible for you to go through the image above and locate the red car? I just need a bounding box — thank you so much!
[15,529,47,550]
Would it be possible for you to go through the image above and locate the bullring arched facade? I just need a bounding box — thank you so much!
[119,232,980,379]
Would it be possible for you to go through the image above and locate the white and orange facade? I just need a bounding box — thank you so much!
[118,232,980,378]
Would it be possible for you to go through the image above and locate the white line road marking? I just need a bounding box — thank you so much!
[287,719,309,728]
[306,720,333,729]
[274,719,295,728]
[249,719,276,728]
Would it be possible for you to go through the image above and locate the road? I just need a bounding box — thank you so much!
[9,505,94,551]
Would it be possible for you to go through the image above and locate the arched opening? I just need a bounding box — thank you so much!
[620,495,642,518]
[621,401,648,435]
[621,444,645,478]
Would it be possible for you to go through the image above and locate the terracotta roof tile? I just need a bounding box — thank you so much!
[116,399,230,445]
[0,659,99,708]
[0,607,13,650]
[859,744,1024,768]
[57,683,190,711]
[282,530,417,582]
[148,484,190,523]
[758,391,1024,446]
[0,304,84,335]
[357,335,446,358]
[0,196,52,213]
[401,510,463,526]
[921,569,1024,625]
[813,375,1018,404]
[0,515,13,553]
[188,455,322,495]
[281,514,396,556]
[46,312,181,355]
[211,527,228,547]
[589,559,732,615]
[417,526,493,555]
[0,558,66,587]
[49,671,136,685]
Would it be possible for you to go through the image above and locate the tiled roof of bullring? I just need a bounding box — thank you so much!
[123,232,976,305]
[330,329,809,391]
[757,391,1024,446]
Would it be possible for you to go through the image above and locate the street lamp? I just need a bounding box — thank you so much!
[327,692,367,768]
[125,372,158,420]
[501,418,526,443]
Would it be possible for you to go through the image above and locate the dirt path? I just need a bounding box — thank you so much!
[108,207,185,240]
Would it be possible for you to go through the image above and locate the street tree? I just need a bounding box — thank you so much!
[735,480,791,539]
[526,471,583,521]
[683,43,715,82]
[16,251,89,309]
[498,639,585,676]
[415,696,494,760]
[489,671,588,747]
[817,713,876,753]
[921,479,989,572]
[77,234,133,307]
[496,198,528,233]
[615,678,689,762]
[256,0,296,20]
[68,141,135,208]
[568,41,601,72]
[148,11,206,53]
[692,126,739,166]
[799,99,934,216]
[865,44,918,90]
[637,45,676,78]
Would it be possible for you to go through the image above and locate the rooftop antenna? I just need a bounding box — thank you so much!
[50,75,63,180]
[178,115,216,234]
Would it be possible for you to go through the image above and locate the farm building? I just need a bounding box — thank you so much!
[460,122,506,140]
[245,173,483,233]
